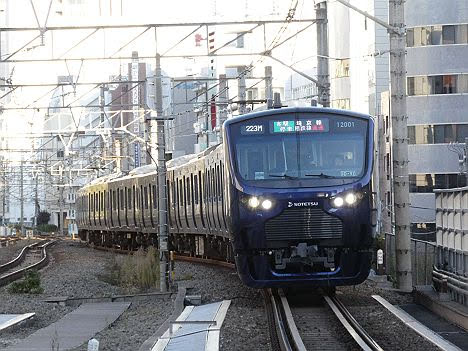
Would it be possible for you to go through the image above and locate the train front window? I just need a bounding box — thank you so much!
[231,114,368,187]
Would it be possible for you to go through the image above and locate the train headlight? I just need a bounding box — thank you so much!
[333,197,344,207]
[345,193,357,205]
[248,197,260,208]
[261,199,273,210]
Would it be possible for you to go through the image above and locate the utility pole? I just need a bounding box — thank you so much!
[20,159,24,236]
[265,66,273,108]
[333,0,412,291]
[1,160,5,226]
[315,0,330,107]
[389,0,412,291]
[238,66,246,115]
[155,53,169,292]
[204,82,210,148]
[217,74,228,143]
[34,174,39,231]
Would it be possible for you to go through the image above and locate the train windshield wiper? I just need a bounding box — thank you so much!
[305,173,338,179]
[268,173,298,180]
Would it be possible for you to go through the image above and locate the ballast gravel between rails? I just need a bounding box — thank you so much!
[0,240,56,287]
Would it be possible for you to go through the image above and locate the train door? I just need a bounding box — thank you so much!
[210,168,217,231]
[123,187,129,227]
[215,164,222,230]
[192,173,198,230]
[220,162,227,231]
[177,177,184,229]
[140,184,148,229]
[103,190,107,228]
[205,170,212,230]
[198,171,206,231]
[152,182,158,229]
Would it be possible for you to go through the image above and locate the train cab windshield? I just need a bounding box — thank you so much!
[229,113,368,188]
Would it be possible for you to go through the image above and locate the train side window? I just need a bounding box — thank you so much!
[128,188,132,209]
[153,185,157,209]
[101,192,104,212]
[194,174,199,204]
[183,177,187,206]
[187,177,191,206]
[103,191,106,212]
[120,189,124,210]
[212,170,215,202]
[144,186,149,209]
[172,180,176,207]
[117,190,120,212]
[216,165,220,201]
[179,179,183,204]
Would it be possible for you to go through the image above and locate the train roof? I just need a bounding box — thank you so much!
[79,144,222,191]
[223,107,373,127]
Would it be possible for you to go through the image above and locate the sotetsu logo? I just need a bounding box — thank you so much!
[288,201,319,208]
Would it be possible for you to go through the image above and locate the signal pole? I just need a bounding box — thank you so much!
[315,0,330,107]
[155,53,169,292]
[389,0,412,291]
[20,159,24,236]
[333,0,412,291]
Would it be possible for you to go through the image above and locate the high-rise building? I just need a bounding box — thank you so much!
[328,0,468,236]
[405,0,468,235]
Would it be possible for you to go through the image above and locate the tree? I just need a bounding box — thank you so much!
[37,211,50,226]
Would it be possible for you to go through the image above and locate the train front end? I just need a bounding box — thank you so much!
[223,107,375,288]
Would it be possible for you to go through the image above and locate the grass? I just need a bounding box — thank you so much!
[102,247,160,292]
[8,270,44,294]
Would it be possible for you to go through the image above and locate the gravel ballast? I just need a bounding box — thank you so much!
[0,240,174,350]
[337,282,441,350]
[173,261,271,351]
[0,240,459,351]
[0,239,38,265]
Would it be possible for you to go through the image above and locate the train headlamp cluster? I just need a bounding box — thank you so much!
[248,196,273,210]
[331,192,358,208]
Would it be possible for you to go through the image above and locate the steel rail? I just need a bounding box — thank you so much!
[91,244,235,269]
[324,295,384,351]
[0,240,56,287]
[263,288,307,351]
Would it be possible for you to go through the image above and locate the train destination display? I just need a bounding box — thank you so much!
[240,116,330,135]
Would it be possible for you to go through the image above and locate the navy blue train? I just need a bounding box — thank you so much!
[77,107,375,288]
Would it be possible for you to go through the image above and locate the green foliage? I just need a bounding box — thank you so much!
[8,270,44,294]
[104,247,160,292]
[37,224,58,233]
[37,211,51,226]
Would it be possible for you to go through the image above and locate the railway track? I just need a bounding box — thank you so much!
[91,243,236,270]
[0,240,56,287]
[265,288,384,351]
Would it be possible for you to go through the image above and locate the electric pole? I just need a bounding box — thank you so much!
[217,74,228,143]
[389,0,412,291]
[238,66,246,115]
[155,53,169,292]
[20,159,24,236]
[315,0,330,107]
[265,66,273,107]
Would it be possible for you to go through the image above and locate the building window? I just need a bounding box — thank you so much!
[407,74,468,96]
[407,23,468,47]
[331,98,350,110]
[409,173,466,193]
[408,124,468,144]
[334,59,350,78]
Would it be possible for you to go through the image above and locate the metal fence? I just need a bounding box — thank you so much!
[384,232,436,286]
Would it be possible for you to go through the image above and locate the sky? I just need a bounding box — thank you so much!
[1,0,318,157]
